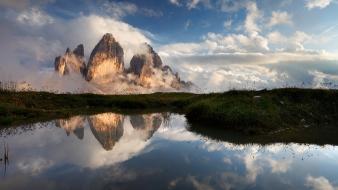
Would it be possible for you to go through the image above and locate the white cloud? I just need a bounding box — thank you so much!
[169,0,181,6]
[306,0,333,9]
[175,0,212,10]
[102,1,162,19]
[310,70,338,88]
[268,30,311,51]
[102,1,138,19]
[306,176,338,190]
[16,7,54,26]
[268,11,293,27]
[267,159,291,173]
[267,31,287,44]
[244,1,261,34]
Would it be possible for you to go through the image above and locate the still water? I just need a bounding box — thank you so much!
[0,113,338,190]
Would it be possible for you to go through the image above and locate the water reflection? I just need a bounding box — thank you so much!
[55,116,85,140]
[88,113,124,150]
[54,113,165,151]
[0,113,338,190]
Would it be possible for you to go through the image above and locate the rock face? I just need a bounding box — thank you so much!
[54,44,86,76]
[129,44,163,76]
[88,113,124,150]
[129,43,182,89]
[53,33,192,93]
[86,33,124,81]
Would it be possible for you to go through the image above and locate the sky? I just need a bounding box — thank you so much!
[0,0,338,92]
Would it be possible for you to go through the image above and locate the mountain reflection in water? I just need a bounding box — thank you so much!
[0,113,338,190]
[55,113,166,151]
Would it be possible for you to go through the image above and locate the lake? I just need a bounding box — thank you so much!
[0,112,337,190]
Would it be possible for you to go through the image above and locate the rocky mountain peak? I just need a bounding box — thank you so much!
[129,43,163,76]
[53,33,192,93]
[54,44,86,76]
[73,44,84,57]
[86,33,124,81]
[129,43,182,89]
[102,33,116,43]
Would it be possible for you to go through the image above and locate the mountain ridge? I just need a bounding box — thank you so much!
[54,33,192,93]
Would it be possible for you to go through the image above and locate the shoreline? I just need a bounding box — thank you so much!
[1,88,338,143]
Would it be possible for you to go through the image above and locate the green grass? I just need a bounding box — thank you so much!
[1,88,338,137]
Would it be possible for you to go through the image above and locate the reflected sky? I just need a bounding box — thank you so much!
[0,113,338,190]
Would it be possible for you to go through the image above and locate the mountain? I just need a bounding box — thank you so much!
[128,43,182,89]
[53,33,193,93]
[54,44,86,76]
[86,33,124,81]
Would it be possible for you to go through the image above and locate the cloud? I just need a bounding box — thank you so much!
[0,0,52,10]
[169,0,212,9]
[102,1,162,19]
[268,11,293,27]
[157,0,336,92]
[267,159,291,173]
[244,1,261,34]
[169,0,181,6]
[16,7,54,26]
[102,1,138,19]
[306,176,338,190]
[267,31,287,44]
[306,0,333,9]
[268,30,311,51]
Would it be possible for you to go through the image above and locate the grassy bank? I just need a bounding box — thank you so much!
[1,88,338,136]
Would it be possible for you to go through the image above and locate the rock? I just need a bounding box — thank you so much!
[129,43,162,76]
[129,43,182,89]
[54,44,86,76]
[73,44,84,57]
[52,34,192,93]
[86,33,124,81]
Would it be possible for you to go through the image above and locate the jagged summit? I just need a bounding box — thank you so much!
[54,44,86,76]
[129,43,163,76]
[53,33,192,93]
[73,44,84,57]
[86,33,124,81]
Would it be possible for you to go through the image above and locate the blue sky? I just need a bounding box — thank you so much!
[1,0,338,91]
[35,0,338,45]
